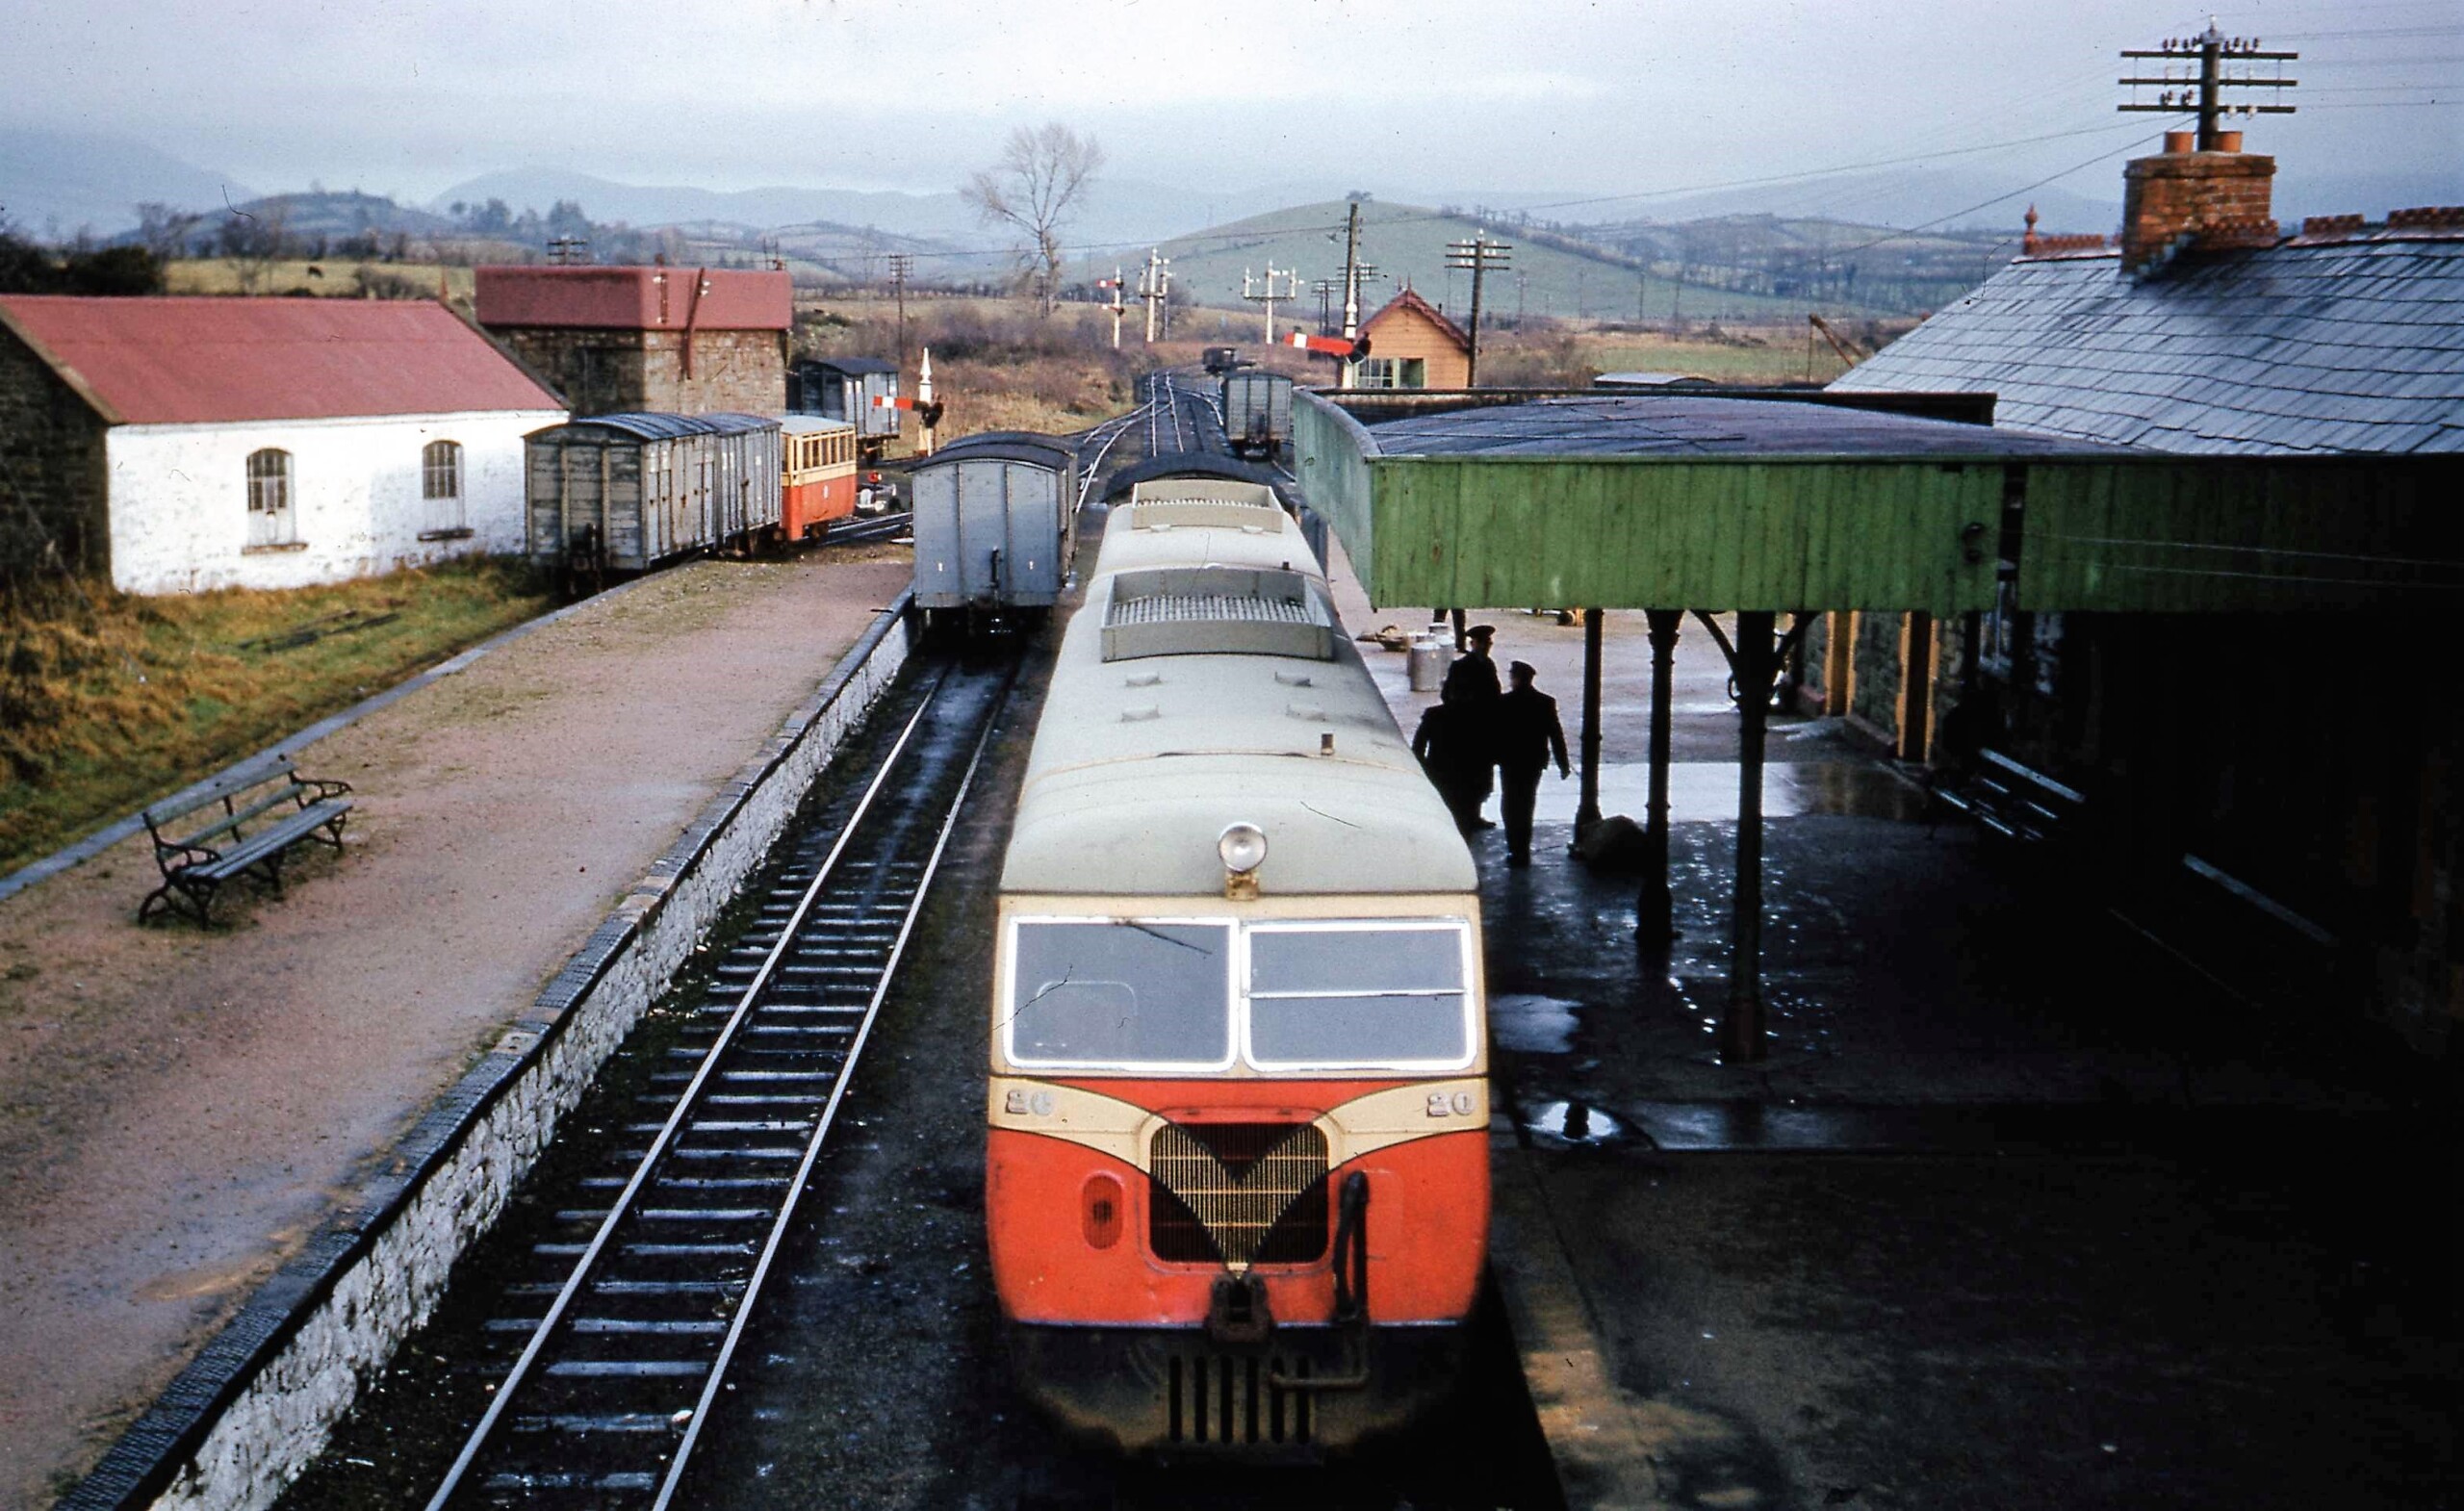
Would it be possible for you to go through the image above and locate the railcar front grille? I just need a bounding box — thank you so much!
[1148,1122,1329,1265]
[1168,1352,1315,1446]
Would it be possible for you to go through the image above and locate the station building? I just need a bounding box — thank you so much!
[475,265,793,417]
[1821,130,2464,1050]
[0,295,566,594]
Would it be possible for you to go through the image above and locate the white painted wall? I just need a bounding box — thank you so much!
[105,409,566,595]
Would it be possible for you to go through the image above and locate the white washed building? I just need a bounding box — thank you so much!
[0,296,565,594]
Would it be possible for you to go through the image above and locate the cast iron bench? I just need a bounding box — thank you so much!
[140,756,354,925]
[1933,749,2086,854]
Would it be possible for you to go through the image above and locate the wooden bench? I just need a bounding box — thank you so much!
[1933,749,2087,855]
[140,757,354,925]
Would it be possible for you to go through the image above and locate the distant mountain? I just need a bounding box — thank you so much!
[1565,170,2124,240]
[1142,199,1871,323]
[430,168,986,243]
[0,127,253,239]
[425,167,1305,256]
[233,191,456,239]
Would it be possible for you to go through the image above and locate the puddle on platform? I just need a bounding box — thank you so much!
[1524,1099,1624,1146]
[1585,762,1927,824]
[1490,993,1582,1054]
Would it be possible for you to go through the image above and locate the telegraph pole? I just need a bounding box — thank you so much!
[1242,264,1299,342]
[2119,23,2297,148]
[886,252,912,369]
[1138,249,1170,343]
[1445,232,1511,386]
[1338,200,1365,388]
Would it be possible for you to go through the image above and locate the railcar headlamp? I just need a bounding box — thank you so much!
[1219,823,1268,898]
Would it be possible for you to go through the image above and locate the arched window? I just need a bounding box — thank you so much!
[245,448,295,549]
[421,439,467,537]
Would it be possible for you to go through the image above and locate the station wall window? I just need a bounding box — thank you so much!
[420,439,468,538]
[245,448,295,549]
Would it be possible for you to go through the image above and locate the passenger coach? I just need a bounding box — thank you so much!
[988,478,1488,1454]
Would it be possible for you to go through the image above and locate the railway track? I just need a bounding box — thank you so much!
[413,657,1013,1510]
[824,509,912,547]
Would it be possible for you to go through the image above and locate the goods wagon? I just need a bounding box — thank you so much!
[1221,370,1294,462]
[988,476,1486,1456]
[525,413,782,577]
[910,431,1081,626]
[788,356,902,457]
[781,416,860,541]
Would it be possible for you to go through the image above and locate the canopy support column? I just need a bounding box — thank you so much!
[1636,609,1682,940]
[1575,608,1604,840]
[1691,610,1810,1065]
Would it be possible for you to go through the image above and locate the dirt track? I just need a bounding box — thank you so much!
[0,551,910,1507]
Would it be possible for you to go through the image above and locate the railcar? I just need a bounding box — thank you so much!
[910,430,1081,627]
[1220,370,1294,462]
[988,477,1488,1456]
[524,412,783,578]
[780,416,860,541]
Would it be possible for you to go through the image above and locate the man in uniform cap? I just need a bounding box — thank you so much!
[1495,659,1570,867]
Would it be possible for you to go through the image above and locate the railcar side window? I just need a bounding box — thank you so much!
[1008,920,1233,1068]
[1246,924,1471,1068]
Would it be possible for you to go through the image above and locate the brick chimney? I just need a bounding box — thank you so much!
[2120,128,2278,275]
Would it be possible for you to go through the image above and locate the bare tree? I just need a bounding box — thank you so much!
[962,123,1103,318]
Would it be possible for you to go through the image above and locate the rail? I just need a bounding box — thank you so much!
[421,656,1013,1508]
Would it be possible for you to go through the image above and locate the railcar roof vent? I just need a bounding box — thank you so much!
[1101,566,1338,661]
[1130,479,1287,532]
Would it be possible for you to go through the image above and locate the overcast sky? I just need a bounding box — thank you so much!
[4,0,2455,222]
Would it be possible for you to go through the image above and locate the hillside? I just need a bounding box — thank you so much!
[1126,198,1894,326]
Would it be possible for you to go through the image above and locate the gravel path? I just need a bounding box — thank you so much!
[0,551,911,1508]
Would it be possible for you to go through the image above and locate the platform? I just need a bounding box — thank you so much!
[1321,544,2455,1509]
[0,551,911,1507]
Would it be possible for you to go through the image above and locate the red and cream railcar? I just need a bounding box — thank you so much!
[780,416,860,541]
[988,479,1487,1456]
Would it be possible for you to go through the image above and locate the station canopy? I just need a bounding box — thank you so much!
[1294,391,2458,615]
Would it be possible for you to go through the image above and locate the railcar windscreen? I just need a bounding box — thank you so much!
[1007,920,1234,1069]
[1003,916,1476,1072]
[1245,923,1472,1068]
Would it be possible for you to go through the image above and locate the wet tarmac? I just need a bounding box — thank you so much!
[1337,584,2456,1509]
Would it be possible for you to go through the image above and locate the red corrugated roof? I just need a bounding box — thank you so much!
[0,295,564,425]
[1363,288,1472,352]
[474,267,792,331]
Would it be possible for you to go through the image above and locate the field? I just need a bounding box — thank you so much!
[166,257,474,300]
[0,558,552,873]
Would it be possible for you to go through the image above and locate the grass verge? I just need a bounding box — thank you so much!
[1,556,552,873]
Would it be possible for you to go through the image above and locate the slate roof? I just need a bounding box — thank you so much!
[1831,231,2464,455]
[1361,394,2122,459]
[0,295,564,425]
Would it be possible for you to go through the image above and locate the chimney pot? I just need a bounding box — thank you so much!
[2216,129,2244,153]
[2164,130,2196,154]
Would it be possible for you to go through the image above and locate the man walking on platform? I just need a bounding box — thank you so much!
[1496,659,1571,867]
[1443,625,1502,829]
